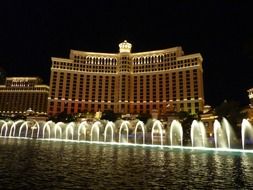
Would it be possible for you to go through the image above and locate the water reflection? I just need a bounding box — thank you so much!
[1,139,253,189]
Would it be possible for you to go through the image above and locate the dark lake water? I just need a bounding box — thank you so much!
[1,138,253,189]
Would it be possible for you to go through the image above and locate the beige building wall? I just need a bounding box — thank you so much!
[48,41,204,115]
[0,77,49,114]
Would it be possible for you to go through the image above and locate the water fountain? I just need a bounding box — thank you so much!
[1,118,253,153]
[151,119,164,145]
[119,120,130,143]
[91,121,102,142]
[134,120,145,144]
[241,119,253,149]
[170,120,183,146]
[78,121,90,141]
[104,121,115,143]
[191,120,206,147]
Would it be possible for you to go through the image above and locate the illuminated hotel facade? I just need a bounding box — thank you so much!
[48,41,204,115]
[0,77,49,114]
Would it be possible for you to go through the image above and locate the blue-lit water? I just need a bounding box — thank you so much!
[1,138,253,189]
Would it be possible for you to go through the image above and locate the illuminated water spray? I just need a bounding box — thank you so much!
[222,118,231,149]
[66,122,75,140]
[104,121,114,142]
[134,121,145,144]
[18,121,31,138]
[78,121,89,141]
[0,120,12,137]
[43,121,54,139]
[30,120,41,138]
[241,119,253,149]
[152,119,163,146]
[9,120,24,137]
[170,120,183,146]
[91,121,101,142]
[54,122,64,139]
[214,120,221,148]
[191,120,206,147]
[119,121,130,143]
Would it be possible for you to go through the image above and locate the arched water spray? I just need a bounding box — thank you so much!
[42,121,53,139]
[66,122,75,140]
[119,121,130,143]
[241,119,253,149]
[214,120,222,148]
[134,121,145,144]
[0,120,10,137]
[9,120,24,137]
[151,120,164,146]
[18,121,31,138]
[104,121,114,142]
[91,121,101,142]
[191,120,206,147]
[170,120,183,146]
[30,120,41,138]
[54,122,64,139]
[199,121,206,147]
[191,120,198,147]
[222,118,231,149]
[78,121,89,141]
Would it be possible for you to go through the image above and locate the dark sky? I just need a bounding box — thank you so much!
[0,1,253,107]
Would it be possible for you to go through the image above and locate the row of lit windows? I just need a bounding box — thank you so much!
[0,93,47,112]
[133,60,199,73]
[73,52,178,66]
[53,61,117,73]
[53,57,200,74]
[0,88,49,92]
[51,69,200,98]
[132,52,177,65]
[74,55,117,66]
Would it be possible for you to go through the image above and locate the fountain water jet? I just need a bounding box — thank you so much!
[241,119,253,149]
[214,118,233,148]
[222,118,231,149]
[104,121,115,142]
[66,122,75,140]
[151,120,163,146]
[91,121,101,142]
[214,120,222,148]
[78,121,89,141]
[30,120,42,138]
[0,120,12,137]
[54,122,64,139]
[9,120,24,137]
[1,117,253,154]
[134,121,145,144]
[43,121,54,139]
[170,120,183,146]
[18,121,31,138]
[119,121,130,143]
[190,120,206,147]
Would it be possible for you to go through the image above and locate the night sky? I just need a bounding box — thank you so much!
[1,1,253,108]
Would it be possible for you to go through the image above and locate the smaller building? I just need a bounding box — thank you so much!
[247,88,253,121]
[248,88,253,108]
[0,77,49,115]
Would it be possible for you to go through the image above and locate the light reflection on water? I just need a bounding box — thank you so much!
[1,138,253,189]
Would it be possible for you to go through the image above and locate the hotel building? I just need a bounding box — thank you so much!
[0,77,49,114]
[48,41,204,115]
[248,88,253,107]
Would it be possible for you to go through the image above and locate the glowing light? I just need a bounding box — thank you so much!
[119,40,132,53]
[1,118,253,155]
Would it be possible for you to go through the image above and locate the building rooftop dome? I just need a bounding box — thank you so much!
[119,40,132,53]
